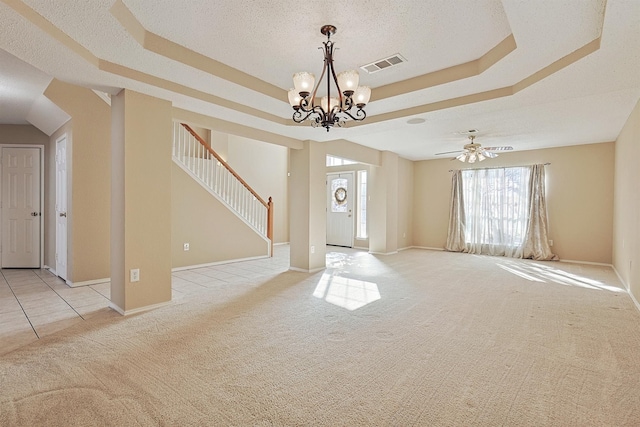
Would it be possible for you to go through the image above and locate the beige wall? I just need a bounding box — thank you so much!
[171,163,268,267]
[111,90,172,312]
[210,130,229,162]
[289,140,326,271]
[397,157,414,250]
[227,135,289,244]
[45,79,111,283]
[0,125,53,267]
[613,97,640,304]
[413,142,614,263]
[369,151,399,254]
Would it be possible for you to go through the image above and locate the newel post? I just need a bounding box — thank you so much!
[267,197,274,257]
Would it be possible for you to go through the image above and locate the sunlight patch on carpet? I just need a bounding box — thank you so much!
[497,260,625,292]
[313,273,381,311]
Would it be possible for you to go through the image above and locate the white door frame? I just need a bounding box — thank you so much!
[0,144,45,268]
[55,134,68,279]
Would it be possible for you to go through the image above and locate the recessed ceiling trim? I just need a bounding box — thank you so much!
[172,107,302,149]
[99,60,288,125]
[2,0,606,134]
[372,34,517,102]
[351,33,603,128]
[2,0,98,67]
[110,0,285,101]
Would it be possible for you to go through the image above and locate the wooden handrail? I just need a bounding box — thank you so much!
[181,123,268,207]
[180,123,274,256]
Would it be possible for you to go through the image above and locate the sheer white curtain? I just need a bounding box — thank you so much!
[445,165,557,260]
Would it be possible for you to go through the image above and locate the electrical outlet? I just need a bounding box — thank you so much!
[130,268,140,282]
[311,245,315,254]
[183,243,190,251]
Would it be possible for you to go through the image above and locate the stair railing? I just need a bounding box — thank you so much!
[173,122,273,256]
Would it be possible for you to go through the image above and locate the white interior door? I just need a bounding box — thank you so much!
[56,136,68,279]
[1,147,41,268]
[326,172,354,247]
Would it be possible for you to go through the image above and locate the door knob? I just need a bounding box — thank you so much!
[31,212,39,217]
[59,212,67,217]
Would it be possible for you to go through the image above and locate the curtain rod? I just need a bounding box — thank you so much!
[449,162,550,172]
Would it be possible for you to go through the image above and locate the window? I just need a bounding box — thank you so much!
[461,167,530,248]
[357,170,367,238]
[326,155,356,167]
[447,164,555,260]
[330,177,349,213]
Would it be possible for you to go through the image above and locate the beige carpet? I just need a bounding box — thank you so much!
[2,248,640,426]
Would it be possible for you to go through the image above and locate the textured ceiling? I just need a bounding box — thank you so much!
[1,0,639,159]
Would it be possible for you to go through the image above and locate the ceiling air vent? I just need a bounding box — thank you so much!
[361,54,406,74]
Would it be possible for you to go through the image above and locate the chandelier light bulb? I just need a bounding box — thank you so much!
[287,89,302,108]
[288,89,302,107]
[337,70,360,94]
[321,96,339,112]
[354,86,371,106]
[293,72,315,94]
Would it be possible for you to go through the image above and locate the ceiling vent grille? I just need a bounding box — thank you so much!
[360,54,406,74]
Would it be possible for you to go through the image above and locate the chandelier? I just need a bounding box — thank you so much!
[288,25,371,132]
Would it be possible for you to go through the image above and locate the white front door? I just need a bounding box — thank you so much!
[56,136,68,279]
[326,172,354,247]
[1,147,41,268]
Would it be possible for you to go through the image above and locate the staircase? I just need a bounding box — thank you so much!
[172,122,273,255]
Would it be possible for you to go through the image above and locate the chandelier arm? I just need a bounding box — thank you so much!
[326,41,345,116]
[342,96,354,110]
[340,107,367,122]
[293,109,319,124]
[310,44,329,111]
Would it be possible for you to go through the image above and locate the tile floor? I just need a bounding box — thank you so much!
[0,246,291,356]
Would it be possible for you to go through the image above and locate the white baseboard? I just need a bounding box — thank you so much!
[398,246,412,252]
[273,242,289,246]
[628,289,640,313]
[411,246,445,251]
[67,277,110,287]
[43,265,57,276]
[172,255,268,272]
[612,265,640,314]
[368,251,399,255]
[353,245,369,250]
[108,300,171,316]
[558,259,612,267]
[289,266,325,273]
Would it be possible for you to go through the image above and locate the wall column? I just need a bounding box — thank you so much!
[369,151,399,254]
[110,90,172,314]
[289,140,326,272]
[44,79,111,284]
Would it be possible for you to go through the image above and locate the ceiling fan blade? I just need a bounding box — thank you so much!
[434,150,464,155]
[483,146,513,151]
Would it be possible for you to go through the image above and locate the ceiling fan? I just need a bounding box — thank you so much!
[435,135,513,163]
